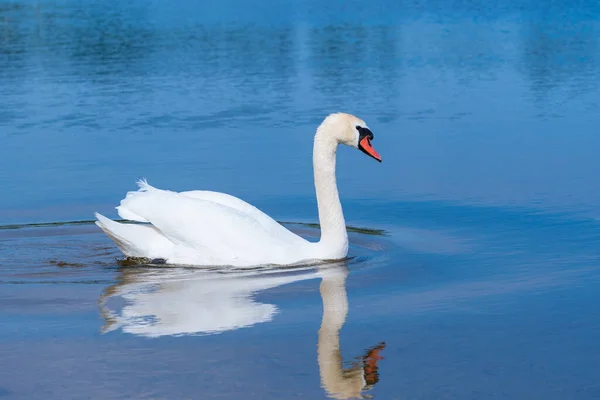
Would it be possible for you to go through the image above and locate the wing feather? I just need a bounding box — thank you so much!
[114,181,305,264]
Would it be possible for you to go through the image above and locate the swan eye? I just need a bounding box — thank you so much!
[356,126,374,140]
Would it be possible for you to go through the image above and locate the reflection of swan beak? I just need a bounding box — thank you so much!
[362,342,386,389]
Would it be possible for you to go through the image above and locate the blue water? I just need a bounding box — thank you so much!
[2,0,600,398]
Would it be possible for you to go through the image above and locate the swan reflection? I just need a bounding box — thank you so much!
[318,266,386,399]
[99,263,385,398]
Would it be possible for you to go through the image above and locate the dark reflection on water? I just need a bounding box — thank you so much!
[520,19,600,105]
[2,1,597,133]
[1,0,600,218]
[307,24,402,121]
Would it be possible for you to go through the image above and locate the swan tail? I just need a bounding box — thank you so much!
[95,213,137,256]
[136,178,155,192]
[94,212,171,258]
[116,179,161,222]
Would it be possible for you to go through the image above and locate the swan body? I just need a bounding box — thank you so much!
[95,112,382,267]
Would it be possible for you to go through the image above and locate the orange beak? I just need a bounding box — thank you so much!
[359,136,382,162]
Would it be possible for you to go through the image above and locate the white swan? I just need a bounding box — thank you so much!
[94,113,382,267]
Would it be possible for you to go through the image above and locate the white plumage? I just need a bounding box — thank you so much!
[95,113,381,267]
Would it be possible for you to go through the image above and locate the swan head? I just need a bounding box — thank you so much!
[320,113,382,162]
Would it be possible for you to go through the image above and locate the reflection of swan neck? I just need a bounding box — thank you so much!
[318,268,365,399]
[319,270,349,331]
[313,123,348,257]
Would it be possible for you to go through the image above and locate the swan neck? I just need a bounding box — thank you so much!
[313,125,348,258]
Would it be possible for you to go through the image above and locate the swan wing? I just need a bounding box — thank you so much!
[180,189,302,241]
[115,180,307,265]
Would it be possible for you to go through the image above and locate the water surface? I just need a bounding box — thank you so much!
[1,0,600,398]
